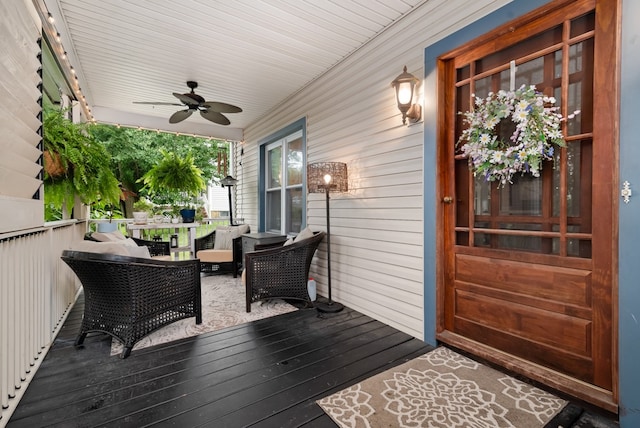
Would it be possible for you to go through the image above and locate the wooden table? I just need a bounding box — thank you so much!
[242,232,288,254]
[127,222,200,256]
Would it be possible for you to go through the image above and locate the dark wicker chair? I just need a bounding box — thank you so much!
[61,250,202,358]
[244,231,325,312]
[194,227,249,277]
[130,237,171,257]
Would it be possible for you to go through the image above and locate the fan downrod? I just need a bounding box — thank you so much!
[186,81,198,92]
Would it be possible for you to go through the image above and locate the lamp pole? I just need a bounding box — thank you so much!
[316,173,343,313]
[220,175,238,226]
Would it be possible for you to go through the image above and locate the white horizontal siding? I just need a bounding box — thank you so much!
[242,0,511,340]
[0,0,43,234]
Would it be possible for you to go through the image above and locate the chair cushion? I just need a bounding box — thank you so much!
[294,226,314,243]
[197,249,233,263]
[68,240,151,258]
[213,228,237,250]
[212,224,250,250]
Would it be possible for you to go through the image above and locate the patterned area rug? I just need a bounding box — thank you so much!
[111,274,297,355]
[317,346,567,428]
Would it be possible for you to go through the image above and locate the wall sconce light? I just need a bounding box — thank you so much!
[391,65,421,125]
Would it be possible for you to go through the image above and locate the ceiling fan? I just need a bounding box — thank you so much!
[133,81,242,125]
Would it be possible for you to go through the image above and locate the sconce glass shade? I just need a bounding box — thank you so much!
[391,65,421,125]
[307,162,348,194]
[220,175,238,187]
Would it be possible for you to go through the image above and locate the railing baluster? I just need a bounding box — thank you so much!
[0,222,84,424]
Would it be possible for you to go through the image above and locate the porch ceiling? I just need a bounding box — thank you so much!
[40,0,426,141]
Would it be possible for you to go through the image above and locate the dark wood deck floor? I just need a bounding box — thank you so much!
[8,292,618,427]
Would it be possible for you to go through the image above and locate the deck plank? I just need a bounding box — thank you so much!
[7,290,618,428]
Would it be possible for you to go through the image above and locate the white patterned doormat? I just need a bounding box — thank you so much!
[317,346,567,428]
[111,274,298,355]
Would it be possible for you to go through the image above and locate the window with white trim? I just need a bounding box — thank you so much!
[264,129,304,235]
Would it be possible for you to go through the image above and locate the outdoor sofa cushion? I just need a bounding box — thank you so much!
[69,240,151,258]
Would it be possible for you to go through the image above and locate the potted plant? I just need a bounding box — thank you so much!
[92,203,120,232]
[43,107,121,217]
[138,150,206,223]
[132,198,153,224]
[170,205,182,223]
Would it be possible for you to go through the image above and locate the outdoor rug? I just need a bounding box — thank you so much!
[111,274,297,355]
[317,346,567,428]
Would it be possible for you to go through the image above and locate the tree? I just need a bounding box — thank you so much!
[89,125,230,216]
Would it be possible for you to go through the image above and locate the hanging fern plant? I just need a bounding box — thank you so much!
[138,150,206,205]
[43,108,121,215]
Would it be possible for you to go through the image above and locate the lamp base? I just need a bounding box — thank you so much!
[315,299,344,313]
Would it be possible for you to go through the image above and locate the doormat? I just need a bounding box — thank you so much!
[111,274,298,355]
[317,346,567,427]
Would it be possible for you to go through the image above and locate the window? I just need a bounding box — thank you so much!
[260,120,306,235]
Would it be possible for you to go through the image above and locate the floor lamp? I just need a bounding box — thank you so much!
[307,162,348,313]
[221,175,238,226]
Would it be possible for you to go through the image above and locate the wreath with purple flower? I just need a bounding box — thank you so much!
[457,84,578,187]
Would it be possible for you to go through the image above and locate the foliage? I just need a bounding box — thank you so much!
[132,197,154,213]
[43,107,121,215]
[457,85,579,187]
[89,125,229,214]
[138,150,206,205]
[89,203,123,220]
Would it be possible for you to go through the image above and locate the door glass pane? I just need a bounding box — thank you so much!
[499,174,542,216]
[268,147,282,188]
[474,176,491,215]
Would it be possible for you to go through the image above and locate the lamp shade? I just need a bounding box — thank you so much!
[307,162,348,194]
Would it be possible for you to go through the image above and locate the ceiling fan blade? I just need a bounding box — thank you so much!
[169,109,193,124]
[173,92,201,107]
[200,101,243,113]
[200,109,230,125]
[133,101,183,106]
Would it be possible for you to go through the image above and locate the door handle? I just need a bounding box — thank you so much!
[442,196,454,204]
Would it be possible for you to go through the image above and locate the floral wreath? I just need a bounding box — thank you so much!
[457,84,578,186]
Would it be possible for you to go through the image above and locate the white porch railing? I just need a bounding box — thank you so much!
[0,220,85,426]
[0,217,234,425]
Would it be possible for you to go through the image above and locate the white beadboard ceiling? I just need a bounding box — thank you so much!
[40,0,427,140]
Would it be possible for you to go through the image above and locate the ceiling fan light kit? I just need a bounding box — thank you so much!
[134,81,242,125]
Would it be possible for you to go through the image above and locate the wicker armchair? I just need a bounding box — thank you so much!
[61,250,202,358]
[194,226,249,277]
[130,237,170,257]
[244,231,325,312]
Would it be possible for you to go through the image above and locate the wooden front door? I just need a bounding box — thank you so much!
[436,0,619,411]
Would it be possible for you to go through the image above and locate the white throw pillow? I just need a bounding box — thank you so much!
[68,240,150,258]
[235,224,250,235]
[92,230,126,242]
[294,226,314,243]
[213,228,238,250]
